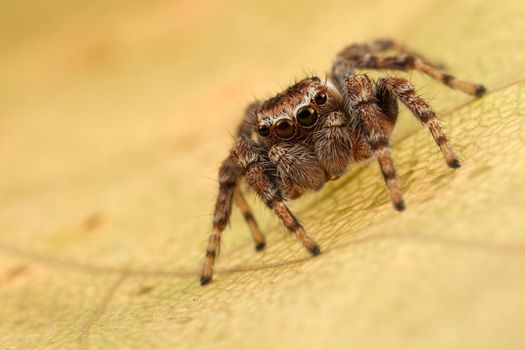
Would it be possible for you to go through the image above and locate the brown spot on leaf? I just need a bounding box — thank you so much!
[4,265,29,283]
[83,213,107,232]
[137,285,156,296]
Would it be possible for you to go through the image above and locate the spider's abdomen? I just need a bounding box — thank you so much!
[313,112,353,176]
[268,143,326,199]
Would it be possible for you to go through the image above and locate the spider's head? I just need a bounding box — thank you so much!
[255,77,340,142]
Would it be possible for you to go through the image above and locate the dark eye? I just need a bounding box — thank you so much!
[274,119,296,139]
[257,125,270,137]
[296,106,318,127]
[314,92,327,105]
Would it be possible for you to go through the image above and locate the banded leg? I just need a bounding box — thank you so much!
[233,185,266,251]
[233,138,320,256]
[200,156,238,285]
[333,39,486,96]
[377,76,460,168]
[347,38,432,54]
[344,74,405,210]
[331,38,433,89]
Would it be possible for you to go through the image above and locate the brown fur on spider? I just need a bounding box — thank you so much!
[200,38,486,285]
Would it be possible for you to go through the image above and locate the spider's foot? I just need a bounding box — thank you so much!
[255,241,266,251]
[394,200,406,212]
[200,275,212,286]
[309,244,321,256]
[475,85,487,97]
[447,158,461,169]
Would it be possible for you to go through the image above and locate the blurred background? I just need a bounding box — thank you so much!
[1,0,525,349]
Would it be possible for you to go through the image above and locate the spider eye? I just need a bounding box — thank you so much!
[314,92,327,105]
[274,119,296,139]
[257,125,270,137]
[296,106,318,127]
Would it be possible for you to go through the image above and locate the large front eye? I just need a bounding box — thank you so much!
[296,106,318,127]
[274,119,296,139]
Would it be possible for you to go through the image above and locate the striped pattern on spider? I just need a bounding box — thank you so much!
[200,38,486,285]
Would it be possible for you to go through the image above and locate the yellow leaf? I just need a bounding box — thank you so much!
[1,0,525,349]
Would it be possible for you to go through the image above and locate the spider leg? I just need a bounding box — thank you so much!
[201,101,268,285]
[376,75,460,168]
[200,137,320,285]
[334,38,442,66]
[235,101,268,250]
[233,138,320,255]
[332,39,486,96]
[200,156,238,285]
[233,185,266,251]
[344,74,405,211]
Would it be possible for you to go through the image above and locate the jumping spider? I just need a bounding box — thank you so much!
[200,39,486,285]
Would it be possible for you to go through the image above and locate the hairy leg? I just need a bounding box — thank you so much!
[332,39,486,96]
[200,156,238,285]
[233,185,266,251]
[331,38,431,90]
[235,101,267,249]
[375,76,399,124]
[376,75,460,168]
[233,138,320,255]
[343,74,405,211]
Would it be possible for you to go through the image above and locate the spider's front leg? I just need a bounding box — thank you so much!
[200,138,320,285]
[200,160,266,286]
[233,138,321,255]
[344,74,406,211]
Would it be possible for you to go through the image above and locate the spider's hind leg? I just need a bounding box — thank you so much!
[333,38,486,96]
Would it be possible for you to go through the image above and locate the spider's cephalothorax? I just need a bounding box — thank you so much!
[200,39,486,285]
